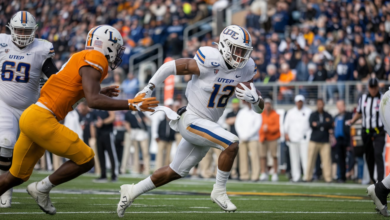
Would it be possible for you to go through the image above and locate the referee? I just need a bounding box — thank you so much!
[348,78,385,183]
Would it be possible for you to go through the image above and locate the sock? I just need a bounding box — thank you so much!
[132,176,156,199]
[215,168,230,188]
[382,175,390,189]
[37,176,55,193]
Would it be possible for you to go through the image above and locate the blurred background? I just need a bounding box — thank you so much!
[2,0,390,185]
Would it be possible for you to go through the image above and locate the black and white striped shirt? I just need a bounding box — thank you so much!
[357,92,383,129]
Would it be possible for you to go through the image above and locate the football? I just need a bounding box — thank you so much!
[236,82,261,96]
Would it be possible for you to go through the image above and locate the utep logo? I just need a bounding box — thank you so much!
[108,31,118,43]
[217,77,234,84]
[223,28,239,40]
[0,43,7,47]
[211,62,220,67]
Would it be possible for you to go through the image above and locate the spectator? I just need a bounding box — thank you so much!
[278,63,295,103]
[259,98,280,182]
[91,110,118,183]
[121,72,139,99]
[284,95,312,182]
[235,101,262,181]
[354,57,370,81]
[272,2,289,35]
[155,100,176,170]
[124,111,150,175]
[330,54,354,100]
[334,100,353,183]
[295,54,309,82]
[306,99,333,183]
[373,55,386,80]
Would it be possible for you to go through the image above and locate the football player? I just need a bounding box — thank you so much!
[0,25,159,214]
[368,89,390,217]
[117,25,264,217]
[0,11,59,208]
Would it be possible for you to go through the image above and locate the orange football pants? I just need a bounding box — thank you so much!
[10,104,94,181]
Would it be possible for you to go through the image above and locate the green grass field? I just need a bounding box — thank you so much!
[0,172,385,219]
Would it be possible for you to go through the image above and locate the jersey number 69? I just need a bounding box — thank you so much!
[1,61,30,83]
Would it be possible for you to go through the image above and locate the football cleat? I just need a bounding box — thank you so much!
[26,182,56,215]
[0,188,12,208]
[210,184,237,212]
[271,174,279,182]
[117,184,135,217]
[259,173,268,181]
[367,183,389,217]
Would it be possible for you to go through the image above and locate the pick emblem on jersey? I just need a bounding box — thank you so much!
[214,69,219,74]
[211,62,220,67]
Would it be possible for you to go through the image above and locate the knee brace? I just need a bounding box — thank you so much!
[0,147,13,171]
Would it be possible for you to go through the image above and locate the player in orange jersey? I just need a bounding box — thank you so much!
[0,25,159,215]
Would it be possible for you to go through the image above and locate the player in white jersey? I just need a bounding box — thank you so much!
[0,11,58,207]
[117,25,264,217]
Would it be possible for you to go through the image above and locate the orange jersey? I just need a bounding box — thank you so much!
[38,50,108,121]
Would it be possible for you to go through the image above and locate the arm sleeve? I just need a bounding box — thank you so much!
[149,60,177,86]
[41,58,59,78]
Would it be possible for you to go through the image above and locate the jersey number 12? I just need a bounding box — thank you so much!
[207,84,235,108]
[1,61,30,83]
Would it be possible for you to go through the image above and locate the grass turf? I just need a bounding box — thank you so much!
[0,172,384,219]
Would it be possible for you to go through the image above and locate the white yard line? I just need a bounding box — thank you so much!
[0,211,377,215]
[11,196,371,202]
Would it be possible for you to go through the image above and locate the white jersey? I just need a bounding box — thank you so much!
[0,34,54,110]
[186,46,256,122]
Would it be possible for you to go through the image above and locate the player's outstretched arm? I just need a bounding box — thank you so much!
[137,59,200,97]
[80,66,159,111]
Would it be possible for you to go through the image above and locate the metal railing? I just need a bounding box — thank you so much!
[183,16,213,49]
[150,81,390,110]
[129,44,163,76]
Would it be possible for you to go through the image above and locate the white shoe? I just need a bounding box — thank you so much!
[367,184,389,217]
[210,184,237,212]
[26,182,56,215]
[271,174,278,182]
[117,184,135,217]
[259,173,268,181]
[0,188,12,208]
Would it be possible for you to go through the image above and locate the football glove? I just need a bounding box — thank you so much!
[128,93,159,112]
[135,83,155,98]
[235,83,260,104]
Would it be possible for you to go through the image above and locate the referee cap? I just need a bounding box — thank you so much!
[368,77,379,88]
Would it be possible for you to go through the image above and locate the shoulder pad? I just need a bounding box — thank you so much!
[246,58,256,73]
[194,46,221,68]
[84,50,108,73]
[34,38,55,56]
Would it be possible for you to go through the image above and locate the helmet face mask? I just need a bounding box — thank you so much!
[7,11,38,47]
[109,44,126,70]
[218,25,253,69]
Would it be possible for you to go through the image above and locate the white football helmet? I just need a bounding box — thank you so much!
[6,11,38,47]
[85,25,125,70]
[218,25,253,69]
